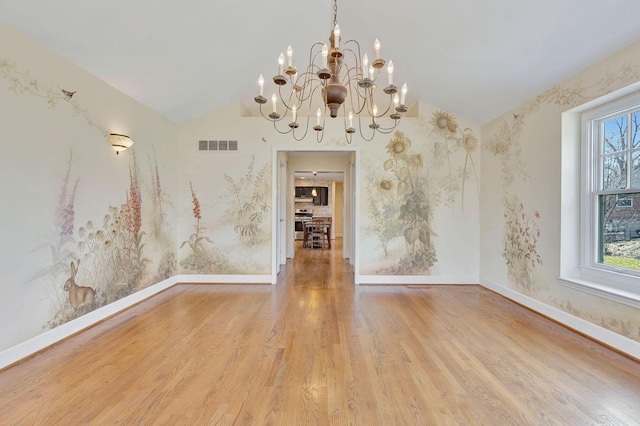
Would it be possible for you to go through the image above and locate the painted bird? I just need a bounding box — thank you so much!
[61,89,76,99]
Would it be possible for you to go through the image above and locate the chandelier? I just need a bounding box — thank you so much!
[254,0,408,143]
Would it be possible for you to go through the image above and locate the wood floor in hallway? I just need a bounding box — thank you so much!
[1,239,639,425]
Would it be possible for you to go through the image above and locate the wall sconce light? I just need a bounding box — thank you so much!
[108,133,133,155]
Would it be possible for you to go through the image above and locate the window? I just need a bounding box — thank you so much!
[561,91,640,309]
[586,99,640,273]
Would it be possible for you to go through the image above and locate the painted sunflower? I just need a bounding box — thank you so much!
[385,131,412,159]
[430,111,458,136]
[459,130,478,154]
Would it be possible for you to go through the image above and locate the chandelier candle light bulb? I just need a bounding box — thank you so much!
[370,103,380,129]
[322,44,328,68]
[401,83,408,105]
[390,93,401,119]
[387,61,394,85]
[287,45,293,67]
[374,39,381,60]
[317,108,322,126]
[278,53,284,75]
[362,53,369,78]
[272,93,277,113]
[258,74,264,97]
[349,110,353,128]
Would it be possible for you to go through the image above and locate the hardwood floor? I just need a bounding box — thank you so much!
[1,239,639,424]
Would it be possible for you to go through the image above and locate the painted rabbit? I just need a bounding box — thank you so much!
[63,260,95,307]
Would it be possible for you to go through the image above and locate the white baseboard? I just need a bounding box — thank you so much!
[0,276,179,370]
[480,278,640,360]
[358,275,479,285]
[176,274,273,284]
[0,274,275,370]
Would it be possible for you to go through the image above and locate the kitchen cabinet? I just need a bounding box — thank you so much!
[313,187,328,205]
[294,186,328,205]
[295,187,312,198]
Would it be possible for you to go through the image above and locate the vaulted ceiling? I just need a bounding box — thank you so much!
[2,0,640,125]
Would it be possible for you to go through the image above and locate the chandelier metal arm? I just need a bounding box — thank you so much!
[344,77,369,116]
[370,117,402,134]
[269,114,311,142]
[275,86,298,118]
[306,42,326,68]
[289,70,321,104]
[257,102,286,122]
[269,84,329,142]
[356,114,377,142]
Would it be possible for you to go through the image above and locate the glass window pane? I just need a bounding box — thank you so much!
[603,116,627,153]
[603,153,627,190]
[633,111,640,148]
[616,194,633,207]
[600,193,640,271]
[632,150,640,189]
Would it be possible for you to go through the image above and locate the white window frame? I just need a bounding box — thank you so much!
[560,90,640,309]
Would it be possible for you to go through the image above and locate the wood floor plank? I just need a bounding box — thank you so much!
[1,239,640,424]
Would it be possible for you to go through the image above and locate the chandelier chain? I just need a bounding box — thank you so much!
[333,0,338,26]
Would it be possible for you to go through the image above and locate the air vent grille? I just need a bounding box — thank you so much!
[197,140,238,152]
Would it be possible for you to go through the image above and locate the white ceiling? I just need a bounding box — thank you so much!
[295,171,344,182]
[290,151,348,181]
[2,0,640,125]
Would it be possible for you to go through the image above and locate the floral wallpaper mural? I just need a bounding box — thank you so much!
[375,131,437,274]
[0,45,178,352]
[179,156,271,275]
[223,155,271,246]
[485,62,640,342]
[502,195,542,294]
[0,58,108,135]
[179,181,232,274]
[429,111,480,212]
[34,149,176,329]
[365,111,479,275]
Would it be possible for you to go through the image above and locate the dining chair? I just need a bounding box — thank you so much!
[323,217,332,248]
[309,219,327,249]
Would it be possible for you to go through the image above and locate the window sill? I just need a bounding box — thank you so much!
[558,274,640,310]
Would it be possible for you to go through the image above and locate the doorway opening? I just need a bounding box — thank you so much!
[272,148,359,283]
